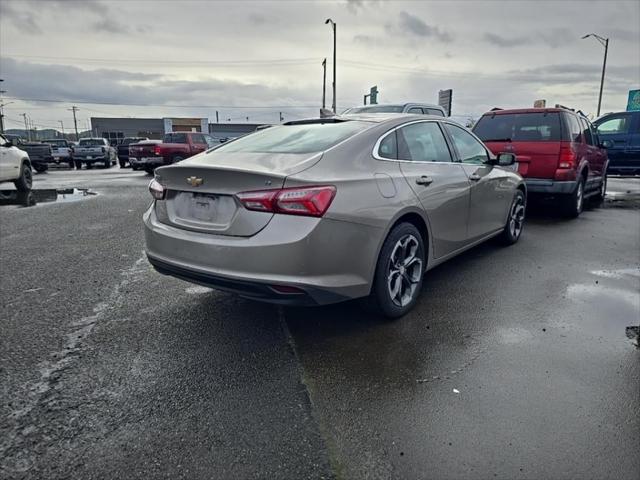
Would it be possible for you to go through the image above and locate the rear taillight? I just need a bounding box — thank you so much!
[237,186,336,217]
[149,178,165,200]
[558,146,576,169]
[154,145,161,156]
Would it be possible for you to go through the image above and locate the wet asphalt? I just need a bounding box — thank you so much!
[1,167,638,480]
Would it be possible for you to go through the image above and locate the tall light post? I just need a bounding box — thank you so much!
[325,18,336,113]
[582,33,609,117]
[322,58,327,109]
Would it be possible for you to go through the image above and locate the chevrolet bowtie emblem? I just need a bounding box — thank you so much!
[186,176,203,187]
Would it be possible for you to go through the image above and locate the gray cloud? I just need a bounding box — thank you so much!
[248,13,267,25]
[0,2,42,34]
[92,18,130,34]
[483,33,528,48]
[484,28,575,49]
[386,11,453,43]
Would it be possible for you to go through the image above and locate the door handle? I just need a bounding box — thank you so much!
[469,173,481,181]
[415,175,433,186]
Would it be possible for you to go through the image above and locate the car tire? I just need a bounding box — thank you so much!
[68,160,75,169]
[74,160,82,169]
[119,159,126,168]
[33,164,48,173]
[562,176,585,218]
[498,189,526,245]
[86,163,93,169]
[172,156,184,164]
[14,162,33,192]
[361,222,425,319]
[144,167,155,175]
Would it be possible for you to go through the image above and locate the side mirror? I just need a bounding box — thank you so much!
[600,139,613,149]
[496,152,516,166]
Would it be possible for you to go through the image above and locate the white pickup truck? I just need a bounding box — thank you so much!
[73,138,116,169]
[0,133,32,191]
[42,139,75,168]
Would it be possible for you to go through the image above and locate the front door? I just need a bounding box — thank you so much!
[394,121,471,259]
[444,123,511,241]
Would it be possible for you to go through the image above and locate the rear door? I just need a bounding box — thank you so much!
[579,117,606,181]
[445,123,512,240]
[392,121,471,259]
[473,112,562,179]
[595,112,637,169]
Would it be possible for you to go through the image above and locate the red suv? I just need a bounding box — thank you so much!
[473,108,608,217]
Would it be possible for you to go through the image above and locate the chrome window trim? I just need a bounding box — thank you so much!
[372,119,465,164]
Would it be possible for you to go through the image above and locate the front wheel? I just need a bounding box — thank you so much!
[361,222,425,318]
[119,159,126,168]
[14,162,33,191]
[498,190,526,245]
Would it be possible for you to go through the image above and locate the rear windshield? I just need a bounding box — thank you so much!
[43,140,67,146]
[345,105,404,114]
[121,138,143,145]
[474,112,562,142]
[211,121,370,154]
[79,139,105,147]
[163,133,188,144]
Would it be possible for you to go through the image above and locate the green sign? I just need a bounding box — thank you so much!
[627,89,640,111]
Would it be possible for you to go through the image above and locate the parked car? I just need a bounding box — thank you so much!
[73,138,117,169]
[42,139,74,168]
[4,135,51,173]
[593,110,640,175]
[342,103,446,116]
[473,107,608,217]
[128,140,163,172]
[0,133,33,191]
[130,132,216,174]
[144,114,526,318]
[117,137,149,168]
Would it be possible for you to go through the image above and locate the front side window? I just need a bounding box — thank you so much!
[396,122,452,162]
[377,131,397,159]
[580,118,594,145]
[596,115,631,135]
[204,135,217,148]
[445,123,488,164]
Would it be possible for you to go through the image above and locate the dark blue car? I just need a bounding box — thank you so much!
[593,111,640,174]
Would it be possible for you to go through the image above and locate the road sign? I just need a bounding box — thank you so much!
[438,89,453,116]
[533,99,546,108]
[627,89,640,111]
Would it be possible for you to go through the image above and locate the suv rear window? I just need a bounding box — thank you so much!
[474,112,562,142]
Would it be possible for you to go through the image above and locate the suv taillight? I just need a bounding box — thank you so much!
[237,186,336,217]
[558,146,576,169]
[154,145,161,155]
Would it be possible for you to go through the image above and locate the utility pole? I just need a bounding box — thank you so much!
[58,120,64,138]
[322,58,327,109]
[21,113,30,140]
[0,80,5,134]
[325,19,337,113]
[582,34,609,117]
[215,111,219,123]
[68,105,79,141]
[279,112,283,122]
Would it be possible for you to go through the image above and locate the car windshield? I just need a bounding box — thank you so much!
[474,112,562,142]
[344,105,404,114]
[210,120,370,154]
[79,139,105,147]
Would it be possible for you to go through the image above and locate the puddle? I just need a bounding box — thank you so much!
[0,189,97,208]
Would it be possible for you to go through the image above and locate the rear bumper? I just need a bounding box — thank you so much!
[130,157,165,168]
[143,204,381,305]
[525,178,577,194]
[76,156,108,163]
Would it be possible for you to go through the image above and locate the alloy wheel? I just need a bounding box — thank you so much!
[387,234,423,307]
[576,181,584,212]
[24,167,33,189]
[509,195,525,239]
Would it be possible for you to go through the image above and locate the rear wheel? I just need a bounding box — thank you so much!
[14,162,33,191]
[144,167,155,175]
[119,158,126,168]
[33,164,48,173]
[68,160,75,168]
[361,223,425,318]
[498,190,526,245]
[562,176,585,218]
[86,163,93,170]
[172,156,184,164]
[592,174,607,205]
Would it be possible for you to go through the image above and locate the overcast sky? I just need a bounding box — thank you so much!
[1,0,639,131]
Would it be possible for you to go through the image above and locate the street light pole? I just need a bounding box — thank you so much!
[325,19,336,113]
[582,33,609,117]
[322,58,327,109]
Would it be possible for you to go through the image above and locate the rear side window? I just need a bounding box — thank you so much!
[163,133,188,144]
[444,124,488,164]
[213,121,369,154]
[474,112,562,142]
[378,131,397,159]
[426,108,445,117]
[564,114,582,143]
[396,122,452,162]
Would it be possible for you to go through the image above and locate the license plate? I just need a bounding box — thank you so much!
[142,157,157,162]
[174,192,220,223]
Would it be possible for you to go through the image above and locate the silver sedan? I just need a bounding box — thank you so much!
[144,114,526,317]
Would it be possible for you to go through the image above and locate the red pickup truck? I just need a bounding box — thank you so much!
[129,132,217,173]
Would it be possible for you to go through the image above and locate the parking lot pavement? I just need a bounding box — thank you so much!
[1,170,639,479]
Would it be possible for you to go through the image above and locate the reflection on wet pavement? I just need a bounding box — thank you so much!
[0,188,97,207]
